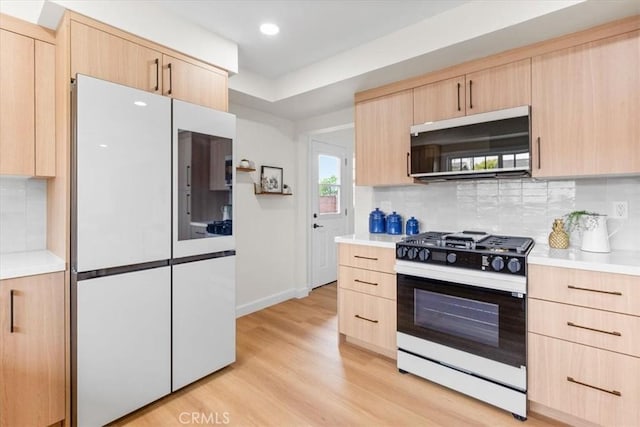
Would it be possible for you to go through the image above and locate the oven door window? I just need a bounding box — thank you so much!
[415,290,499,347]
[398,274,525,368]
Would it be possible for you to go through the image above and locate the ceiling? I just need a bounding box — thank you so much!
[157,0,468,79]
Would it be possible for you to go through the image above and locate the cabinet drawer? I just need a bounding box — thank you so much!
[529,299,640,357]
[338,289,396,352]
[528,265,640,316]
[338,243,395,273]
[528,333,639,426]
[338,266,396,300]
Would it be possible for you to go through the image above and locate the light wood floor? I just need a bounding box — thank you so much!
[112,284,562,427]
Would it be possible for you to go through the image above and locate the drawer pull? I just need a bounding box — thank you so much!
[567,376,621,397]
[354,255,378,261]
[354,279,378,286]
[567,321,621,336]
[354,314,378,324]
[567,285,622,296]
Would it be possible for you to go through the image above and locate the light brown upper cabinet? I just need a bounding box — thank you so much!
[413,76,466,124]
[355,90,414,186]
[0,272,65,427]
[532,31,640,178]
[413,59,531,124]
[162,55,228,112]
[70,21,162,94]
[70,19,229,112]
[0,29,55,177]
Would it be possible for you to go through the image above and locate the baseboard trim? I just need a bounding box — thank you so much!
[236,287,309,317]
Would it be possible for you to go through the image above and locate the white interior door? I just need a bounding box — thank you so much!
[310,140,350,288]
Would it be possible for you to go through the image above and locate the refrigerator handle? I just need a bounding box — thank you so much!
[186,194,191,216]
[186,165,191,187]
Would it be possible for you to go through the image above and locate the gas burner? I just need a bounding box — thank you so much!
[443,231,489,243]
[477,235,533,254]
[397,230,535,276]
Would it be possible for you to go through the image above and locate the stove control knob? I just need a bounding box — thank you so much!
[491,256,505,271]
[407,247,419,260]
[396,246,408,259]
[508,258,522,273]
[418,249,430,261]
[446,253,457,264]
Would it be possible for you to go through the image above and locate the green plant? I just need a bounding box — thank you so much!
[319,175,338,196]
[563,210,602,232]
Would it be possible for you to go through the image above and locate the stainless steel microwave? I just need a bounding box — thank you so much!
[410,106,531,180]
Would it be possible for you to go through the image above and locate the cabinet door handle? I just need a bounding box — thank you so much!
[567,321,621,336]
[468,80,473,109]
[537,137,541,169]
[406,152,411,177]
[354,255,378,261]
[567,285,622,296]
[167,63,173,95]
[354,314,378,324]
[457,82,461,111]
[154,58,159,91]
[354,279,378,286]
[186,194,191,215]
[10,289,16,333]
[186,165,191,187]
[567,376,621,397]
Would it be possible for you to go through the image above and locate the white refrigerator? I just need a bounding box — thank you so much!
[72,75,235,427]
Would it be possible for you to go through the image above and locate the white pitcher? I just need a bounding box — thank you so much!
[580,214,620,253]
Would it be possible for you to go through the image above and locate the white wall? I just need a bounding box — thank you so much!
[230,104,308,316]
[0,177,47,254]
[230,103,357,312]
[359,177,640,251]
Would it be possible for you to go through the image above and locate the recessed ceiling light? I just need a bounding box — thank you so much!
[134,101,147,107]
[260,23,279,36]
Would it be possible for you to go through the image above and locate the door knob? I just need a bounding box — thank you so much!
[313,223,324,229]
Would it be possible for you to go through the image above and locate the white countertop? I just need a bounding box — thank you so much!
[0,250,66,280]
[528,244,640,276]
[335,233,404,249]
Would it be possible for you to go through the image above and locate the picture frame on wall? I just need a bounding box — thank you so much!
[261,166,283,193]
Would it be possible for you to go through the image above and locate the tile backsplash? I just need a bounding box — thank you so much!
[0,177,47,254]
[358,177,640,251]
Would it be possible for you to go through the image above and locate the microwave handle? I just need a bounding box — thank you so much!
[406,152,410,177]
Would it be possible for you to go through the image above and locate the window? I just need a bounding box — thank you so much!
[318,154,341,214]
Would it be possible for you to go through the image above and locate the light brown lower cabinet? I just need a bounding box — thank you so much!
[528,264,640,425]
[0,272,65,427]
[339,288,396,352]
[529,333,639,426]
[337,243,396,358]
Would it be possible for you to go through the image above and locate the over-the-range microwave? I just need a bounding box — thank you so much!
[410,106,531,181]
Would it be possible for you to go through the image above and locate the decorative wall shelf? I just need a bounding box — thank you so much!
[236,167,256,172]
[254,189,293,196]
